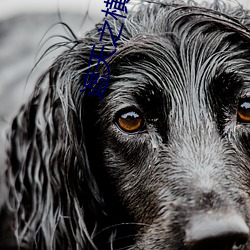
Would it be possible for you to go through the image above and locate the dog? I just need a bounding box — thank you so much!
[1,0,250,249]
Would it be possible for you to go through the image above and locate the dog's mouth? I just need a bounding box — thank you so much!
[185,213,249,250]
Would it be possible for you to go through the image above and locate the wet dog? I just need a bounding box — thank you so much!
[1,0,250,249]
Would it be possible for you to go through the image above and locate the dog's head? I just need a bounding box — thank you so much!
[4,1,250,250]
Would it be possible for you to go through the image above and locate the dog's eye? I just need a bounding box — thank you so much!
[116,110,144,133]
[237,99,250,123]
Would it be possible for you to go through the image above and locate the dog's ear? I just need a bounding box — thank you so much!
[1,12,131,248]
[2,37,107,249]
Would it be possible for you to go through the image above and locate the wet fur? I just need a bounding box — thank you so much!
[2,0,250,249]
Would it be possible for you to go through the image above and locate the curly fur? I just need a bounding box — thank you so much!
[2,0,250,249]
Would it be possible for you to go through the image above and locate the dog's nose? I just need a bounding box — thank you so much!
[185,213,249,250]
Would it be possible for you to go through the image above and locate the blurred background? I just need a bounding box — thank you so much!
[0,0,250,174]
[0,0,105,172]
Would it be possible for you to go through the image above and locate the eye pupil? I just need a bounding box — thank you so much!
[116,110,144,133]
[237,99,250,123]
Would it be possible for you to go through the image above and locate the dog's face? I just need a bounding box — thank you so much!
[85,3,250,249]
[4,1,250,250]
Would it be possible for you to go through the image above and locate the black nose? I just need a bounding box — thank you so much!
[185,213,249,250]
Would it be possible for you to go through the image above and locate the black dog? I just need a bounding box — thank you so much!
[2,0,250,249]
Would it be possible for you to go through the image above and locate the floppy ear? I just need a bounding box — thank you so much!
[2,34,109,249]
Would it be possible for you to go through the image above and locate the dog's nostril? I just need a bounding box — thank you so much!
[235,236,249,248]
[185,213,249,250]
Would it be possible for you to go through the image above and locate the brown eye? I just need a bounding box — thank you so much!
[237,99,250,123]
[116,110,144,133]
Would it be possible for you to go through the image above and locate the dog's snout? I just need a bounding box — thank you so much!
[185,213,249,250]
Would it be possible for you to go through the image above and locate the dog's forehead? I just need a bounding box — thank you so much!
[107,5,250,103]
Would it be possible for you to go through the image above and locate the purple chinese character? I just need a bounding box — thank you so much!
[98,20,124,47]
[104,0,130,13]
[101,9,126,20]
[80,45,116,99]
